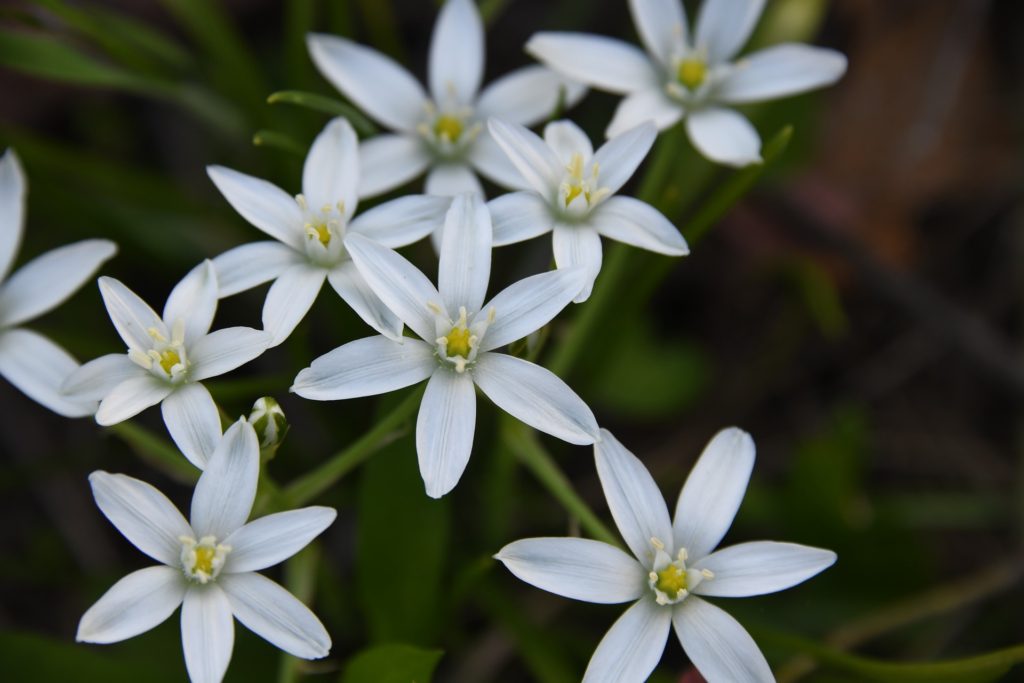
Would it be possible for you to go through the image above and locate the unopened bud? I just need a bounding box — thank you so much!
[249,397,288,453]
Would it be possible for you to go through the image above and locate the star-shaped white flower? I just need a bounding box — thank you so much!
[292,193,599,498]
[208,117,451,346]
[306,0,586,204]
[77,418,335,683]
[62,260,271,468]
[527,0,847,166]
[487,118,688,302]
[497,428,836,683]
[0,149,117,417]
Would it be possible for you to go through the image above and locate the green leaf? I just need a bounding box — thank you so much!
[340,644,443,683]
[0,29,158,90]
[0,631,180,683]
[253,129,306,156]
[267,90,377,136]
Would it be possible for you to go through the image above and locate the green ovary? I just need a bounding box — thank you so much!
[655,564,687,599]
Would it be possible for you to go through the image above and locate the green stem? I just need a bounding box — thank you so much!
[276,544,321,683]
[266,90,376,136]
[108,421,198,484]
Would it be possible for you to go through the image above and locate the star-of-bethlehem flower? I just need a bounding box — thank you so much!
[307,0,586,204]
[497,428,836,683]
[292,193,599,498]
[487,118,688,302]
[77,418,335,683]
[62,260,271,468]
[208,117,451,346]
[0,149,116,417]
[527,0,847,167]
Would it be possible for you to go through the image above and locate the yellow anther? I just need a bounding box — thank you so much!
[445,326,472,358]
[434,114,464,142]
[655,564,688,599]
[147,327,167,343]
[677,58,707,90]
[158,349,181,374]
[307,222,331,245]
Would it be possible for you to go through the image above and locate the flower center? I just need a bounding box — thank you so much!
[434,114,464,143]
[128,320,189,383]
[297,195,347,264]
[647,537,713,606]
[445,325,472,358]
[676,57,707,90]
[560,153,609,215]
[654,563,688,598]
[431,304,495,373]
[417,101,482,158]
[180,535,231,584]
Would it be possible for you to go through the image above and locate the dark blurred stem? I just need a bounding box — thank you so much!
[276,543,322,683]
[108,421,198,483]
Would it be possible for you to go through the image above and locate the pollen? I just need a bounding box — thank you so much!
[655,564,688,599]
[677,58,707,90]
[445,326,472,358]
[434,114,464,142]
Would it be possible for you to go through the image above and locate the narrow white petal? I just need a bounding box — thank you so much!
[76,566,186,644]
[694,541,836,597]
[207,166,304,250]
[594,429,674,564]
[582,598,672,683]
[357,134,432,198]
[181,585,234,683]
[189,327,272,381]
[716,43,848,104]
[438,193,491,316]
[544,119,593,164]
[486,118,563,197]
[88,470,193,565]
[161,383,222,470]
[261,263,327,347]
[673,597,773,683]
[429,0,484,105]
[224,507,337,574]
[588,196,688,256]
[417,369,475,498]
[0,149,26,281]
[95,375,173,426]
[303,117,359,218]
[424,163,483,198]
[98,276,166,353]
[219,572,331,659]
[473,352,598,444]
[0,328,97,417]
[190,418,259,539]
[629,0,687,65]
[349,195,450,248]
[591,122,656,196]
[479,267,587,351]
[496,537,645,603]
[695,0,766,64]
[487,191,554,247]
[673,428,755,560]
[468,132,531,191]
[343,233,441,342]
[61,352,139,403]
[606,88,684,138]
[211,242,300,298]
[526,32,660,94]
[164,261,218,345]
[0,239,116,328]
[686,107,762,167]
[292,335,435,400]
[552,224,602,303]
[307,34,428,132]
[476,65,587,126]
[327,261,403,340]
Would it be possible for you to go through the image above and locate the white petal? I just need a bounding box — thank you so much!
[438,193,491,315]
[544,119,593,164]
[307,34,428,132]
[417,369,475,498]
[261,263,326,347]
[429,0,484,105]
[695,0,766,64]
[473,352,598,444]
[292,336,435,400]
[672,597,773,683]
[594,429,674,564]
[487,191,554,247]
[526,32,660,94]
[207,166,304,250]
[349,195,450,248]
[496,537,645,603]
[715,43,848,104]
[629,0,687,65]
[479,267,587,351]
[357,134,432,198]
[98,276,166,354]
[223,507,337,573]
[327,261,403,340]
[164,260,219,345]
[424,163,483,198]
[468,132,531,191]
[189,327,272,381]
[161,383,222,469]
[476,65,588,126]
[0,149,26,282]
[95,375,173,426]
[0,239,116,328]
[0,328,97,417]
[190,418,259,539]
[694,541,836,598]
[181,585,234,683]
[211,242,300,297]
[582,598,672,683]
[343,233,441,342]
[62,352,140,403]
[76,566,186,644]
[219,572,331,659]
[552,224,602,303]
[686,107,762,167]
[673,428,755,560]
[592,121,656,196]
[589,196,688,256]
[606,88,684,138]
[88,470,193,565]
[303,117,359,218]
[486,118,563,197]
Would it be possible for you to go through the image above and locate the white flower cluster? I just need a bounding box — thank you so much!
[0,1,847,681]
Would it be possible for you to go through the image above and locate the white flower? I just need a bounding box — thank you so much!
[77,419,335,683]
[62,261,271,468]
[306,0,586,204]
[0,149,117,417]
[487,118,688,302]
[292,193,599,498]
[527,0,847,166]
[208,117,451,346]
[496,428,836,683]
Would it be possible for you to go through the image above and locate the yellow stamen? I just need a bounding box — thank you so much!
[655,564,688,599]
[445,326,472,358]
[677,58,707,90]
[434,114,463,142]
[192,545,215,575]
[158,349,180,374]
[307,223,331,245]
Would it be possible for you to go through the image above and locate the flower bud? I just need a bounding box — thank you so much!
[249,397,289,455]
